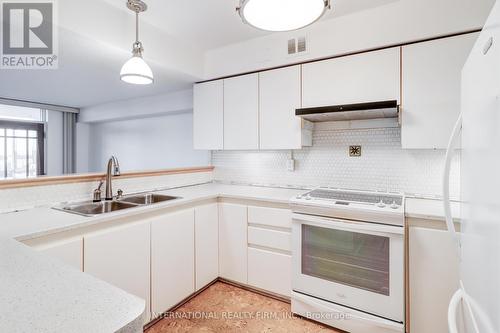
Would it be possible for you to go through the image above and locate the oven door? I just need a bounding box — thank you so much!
[292,213,404,323]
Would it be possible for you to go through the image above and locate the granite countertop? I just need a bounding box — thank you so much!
[0,238,145,333]
[0,182,459,332]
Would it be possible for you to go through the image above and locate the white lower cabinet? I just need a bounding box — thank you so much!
[84,222,151,323]
[248,247,291,297]
[35,237,83,271]
[151,209,195,317]
[409,226,460,333]
[195,203,219,291]
[30,201,295,326]
[219,203,248,284]
[247,205,292,297]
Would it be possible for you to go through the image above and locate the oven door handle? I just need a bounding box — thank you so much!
[292,213,404,235]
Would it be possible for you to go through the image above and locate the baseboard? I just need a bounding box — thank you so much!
[217,278,291,304]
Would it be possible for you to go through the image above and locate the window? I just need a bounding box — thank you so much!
[0,120,45,179]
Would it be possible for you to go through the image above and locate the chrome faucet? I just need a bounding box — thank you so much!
[105,156,121,200]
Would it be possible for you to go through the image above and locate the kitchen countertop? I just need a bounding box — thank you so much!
[0,238,145,333]
[405,197,461,222]
[0,182,304,333]
[0,183,305,241]
[0,183,459,241]
[0,182,459,332]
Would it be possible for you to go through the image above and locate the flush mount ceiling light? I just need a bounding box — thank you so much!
[237,0,331,32]
[120,0,154,85]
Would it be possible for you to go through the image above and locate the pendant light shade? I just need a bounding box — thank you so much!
[121,0,154,85]
[237,0,330,32]
[120,42,154,85]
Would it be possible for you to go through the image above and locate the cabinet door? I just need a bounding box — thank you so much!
[223,74,259,150]
[219,203,248,284]
[84,222,150,323]
[194,203,219,291]
[401,33,478,149]
[248,247,291,297]
[193,80,224,150]
[36,237,83,271]
[302,47,400,108]
[151,209,195,316]
[259,66,303,149]
[409,227,460,333]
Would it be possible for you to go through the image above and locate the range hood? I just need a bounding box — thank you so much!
[296,100,399,122]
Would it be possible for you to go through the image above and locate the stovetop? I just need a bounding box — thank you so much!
[290,188,405,226]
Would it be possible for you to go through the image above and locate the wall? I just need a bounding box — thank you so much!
[76,89,209,173]
[204,0,494,78]
[88,112,210,172]
[212,124,460,198]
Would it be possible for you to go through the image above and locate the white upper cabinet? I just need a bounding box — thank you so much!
[401,33,478,149]
[223,73,259,150]
[302,47,400,107]
[193,80,224,150]
[259,66,311,150]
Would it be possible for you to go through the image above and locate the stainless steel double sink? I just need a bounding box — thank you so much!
[54,193,180,217]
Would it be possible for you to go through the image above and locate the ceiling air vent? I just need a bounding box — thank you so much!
[287,37,307,55]
[288,39,296,54]
[297,37,307,53]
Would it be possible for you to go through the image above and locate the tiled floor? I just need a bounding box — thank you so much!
[146,282,343,333]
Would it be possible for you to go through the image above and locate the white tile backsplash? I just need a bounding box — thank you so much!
[0,171,213,213]
[212,127,460,198]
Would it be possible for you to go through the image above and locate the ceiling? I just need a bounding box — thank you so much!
[0,0,399,108]
[104,0,400,51]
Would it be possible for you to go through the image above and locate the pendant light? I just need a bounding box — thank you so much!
[237,0,331,32]
[120,0,154,85]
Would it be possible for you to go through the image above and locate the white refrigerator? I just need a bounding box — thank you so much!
[444,1,500,332]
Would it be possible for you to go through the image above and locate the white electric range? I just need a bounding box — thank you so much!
[290,188,405,333]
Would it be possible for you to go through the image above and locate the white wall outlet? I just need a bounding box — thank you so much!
[287,158,295,171]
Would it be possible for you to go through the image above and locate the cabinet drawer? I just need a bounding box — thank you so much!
[248,226,291,252]
[248,247,291,297]
[248,206,292,229]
